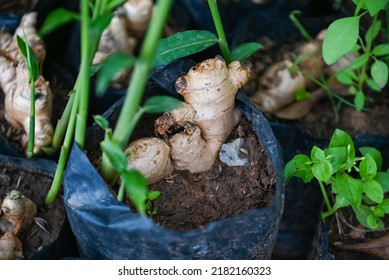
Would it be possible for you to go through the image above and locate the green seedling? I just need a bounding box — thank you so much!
[285,129,389,230]
[322,0,389,110]
[16,35,40,158]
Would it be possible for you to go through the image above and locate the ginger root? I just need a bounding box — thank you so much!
[250,29,353,119]
[127,56,251,181]
[93,0,153,83]
[0,12,53,153]
[0,233,23,260]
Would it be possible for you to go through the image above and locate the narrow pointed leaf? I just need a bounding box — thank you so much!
[143,95,184,114]
[122,169,148,215]
[231,42,263,61]
[153,30,218,67]
[38,8,80,36]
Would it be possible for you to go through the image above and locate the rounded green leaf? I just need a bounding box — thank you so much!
[360,153,377,179]
[359,146,383,171]
[284,154,313,183]
[312,160,332,182]
[322,16,360,65]
[354,90,365,111]
[375,172,389,192]
[311,146,325,162]
[366,78,381,92]
[363,179,384,204]
[371,60,388,88]
[365,0,389,16]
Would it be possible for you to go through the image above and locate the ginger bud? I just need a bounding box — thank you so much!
[0,233,23,260]
[0,190,37,235]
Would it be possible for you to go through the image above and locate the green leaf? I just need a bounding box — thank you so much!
[94,115,110,131]
[147,190,161,201]
[16,36,40,81]
[322,16,360,65]
[311,146,325,162]
[329,129,355,159]
[100,140,128,172]
[332,194,350,213]
[312,160,332,182]
[379,199,389,213]
[284,154,313,183]
[354,90,365,111]
[373,43,389,56]
[365,19,382,45]
[38,8,80,36]
[365,0,389,16]
[359,146,383,170]
[96,52,135,96]
[295,88,311,101]
[335,70,355,85]
[371,60,388,88]
[334,173,363,206]
[89,13,114,42]
[359,153,378,179]
[353,204,371,228]
[349,53,370,70]
[363,179,384,203]
[121,169,148,215]
[366,78,382,92]
[366,213,382,229]
[143,96,184,114]
[153,30,218,67]
[325,146,348,173]
[231,42,263,61]
[375,172,389,192]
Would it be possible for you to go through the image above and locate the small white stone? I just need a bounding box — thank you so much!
[219,138,250,167]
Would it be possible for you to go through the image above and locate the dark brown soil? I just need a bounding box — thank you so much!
[287,91,389,139]
[0,165,65,259]
[325,208,389,260]
[149,117,276,231]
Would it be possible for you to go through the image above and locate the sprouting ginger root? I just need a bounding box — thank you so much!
[0,12,53,153]
[93,0,153,83]
[126,56,251,181]
[250,29,353,119]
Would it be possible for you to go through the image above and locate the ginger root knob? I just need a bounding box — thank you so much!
[125,137,173,184]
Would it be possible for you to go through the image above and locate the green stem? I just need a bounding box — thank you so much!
[52,91,74,149]
[207,0,233,63]
[75,0,91,150]
[100,0,174,183]
[46,86,80,204]
[27,76,35,158]
[289,10,313,42]
[318,180,333,216]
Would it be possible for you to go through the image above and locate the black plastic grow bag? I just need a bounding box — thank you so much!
[0,154,78,259]
[63,58,285,259]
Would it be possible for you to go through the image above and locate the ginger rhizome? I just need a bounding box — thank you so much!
[93,0,153,83]
[0,12,53,153]
[126,56,251,183]
[250,29,353,119]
